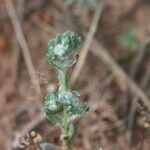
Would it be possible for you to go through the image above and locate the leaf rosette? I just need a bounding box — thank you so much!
[46,31,81,70]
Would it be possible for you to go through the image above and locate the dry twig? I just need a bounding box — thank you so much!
[11,40,20,85]
[141,63,150,88]
[130,44,147,78]
[90,39,150,109]
[140,43,150,88]
[4,0,41,95]
[71,2,103,84]
[11,0,25,86]
[127,96,137,142]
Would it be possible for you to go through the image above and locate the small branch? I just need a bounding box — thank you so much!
[17,0,26,21]
[4,0,41,95]
[141,62,150,88]
[90,39,150,109]
[11,40,20,85]
[126,97,137,143]
[130,44,147,78]
[11,0,25,86]
[71,2,103,84]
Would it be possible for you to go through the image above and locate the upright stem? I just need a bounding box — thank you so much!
[58,70,69,91]
[62,109,71,150]
[58,69,72,150]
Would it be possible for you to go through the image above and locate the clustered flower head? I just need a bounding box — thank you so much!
[46,31,81,70]
[44,91,89,117]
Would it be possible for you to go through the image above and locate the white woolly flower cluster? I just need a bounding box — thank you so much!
[53,44,65,57]
[58,91,87,115]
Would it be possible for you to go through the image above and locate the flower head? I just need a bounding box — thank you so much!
[46,31,81,70]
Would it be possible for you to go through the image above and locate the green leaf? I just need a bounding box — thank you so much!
[120,30,141,50]
[46,114,62,127]
[68,123,78,143]
[70,104,89,121]
[132,43,142,50]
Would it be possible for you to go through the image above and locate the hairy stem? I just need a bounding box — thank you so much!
[58,69,72,150]
[58,70,69,91]
[62,109,71,150]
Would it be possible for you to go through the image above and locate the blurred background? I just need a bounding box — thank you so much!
[0,0,150,149]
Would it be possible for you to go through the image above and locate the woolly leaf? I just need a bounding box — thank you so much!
[70,104,89,121]
[44,92,63,114]
[46,114,62,127]
[58,91,89,116]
